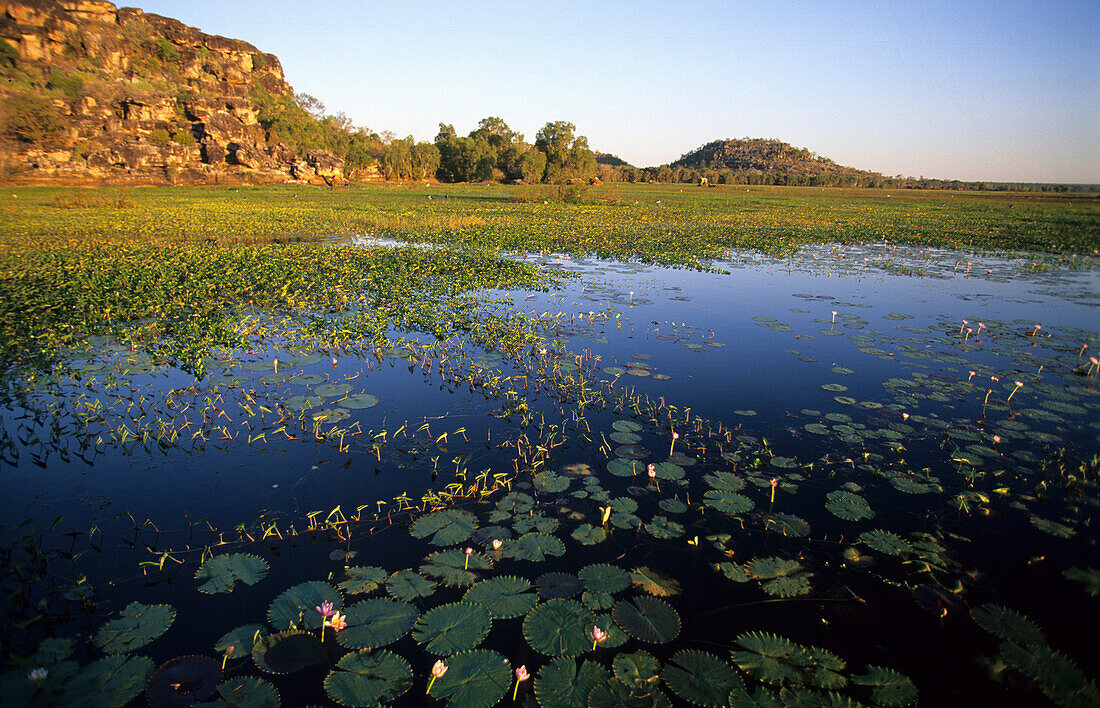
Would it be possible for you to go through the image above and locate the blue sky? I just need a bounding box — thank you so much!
[136,1,1098,182]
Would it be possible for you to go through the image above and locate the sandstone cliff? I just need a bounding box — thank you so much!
[0,0,357,184]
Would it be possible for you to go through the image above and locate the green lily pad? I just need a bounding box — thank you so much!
[612,596,681,644]
[704,489,755,515]
[338,393,379,409]
[60,655,154,708]
[410,508,478,546]
[523,599,597,657]
[704,471,747,492]
[582,591,615,611]
[971,604,1044,645]
[825,490,873,521]
[267,581,342,631]
[731,631,811,686]
[613,650,661,692]
[514,512,559,535]
[386,570,436,601]
[646,516,685,539]
[588,679,672,708]
[336,598,419,650]
[215,624,268,656]
[504,532,566,562]
[579,564,631,594]
[282,394,323,412]
[1063,567,1100,596]
[613,419,644,433]
[93,602,175,654]
[859,530,914,557]
[427,649,512,708]
[421,548,492,587]
[571,524,607,545]
[252,630,325,674]
[462,576,537,619]
[315,382,353,398]
[662,649,745,706]
[338,566,388,596]
[533,470,571,493]
[195,553,269,594]
[610,431,643,445]
[412,602,492,655]
[851,666,918,706]
[212,675,280,707]
[324,650,412,706]
[609,458,644,477]
[534,657,610,708]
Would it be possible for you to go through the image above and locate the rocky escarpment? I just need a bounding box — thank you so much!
[0,0,354,184]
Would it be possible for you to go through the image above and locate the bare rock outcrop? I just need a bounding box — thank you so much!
[0,0,347,184]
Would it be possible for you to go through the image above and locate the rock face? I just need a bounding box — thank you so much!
[0,0,350,184]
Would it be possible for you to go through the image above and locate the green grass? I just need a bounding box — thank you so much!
[1,182,1095,372]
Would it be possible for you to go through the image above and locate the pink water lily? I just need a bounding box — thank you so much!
[590,625,608,650]
[513,665,530,700]
[427,659,448,693]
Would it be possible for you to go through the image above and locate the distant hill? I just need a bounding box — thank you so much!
[595,152,631,168]
[671,138,872,179]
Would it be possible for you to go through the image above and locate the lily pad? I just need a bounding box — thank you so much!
[195,553,269,594]
[213,675,280,707]
[146,656,221,705]
[851,666,918,706]
[267,581,342,631]
[338,566,388,596]
[613,650,661,691]
[93,602,175,654]
[427,649,512,708]
[386,570,436,601]
[825,490,874,521]
[338,393,379,409]
[504,532,566,562]
[859,530,914,557]
[630,566,682,597]
[537,572,584,599]
[731,631,811,686]
[62,655,154,708]
[421,548,492,587]
[336,598,419,650]
[971,604,1044,645]
[462,576,537,619]
[315,382,353,398]
[571,524,607,545]
[613,596,681,644]
[413,602,492,655]
[215,624,268,656]
[579,564,631,594]
[523,599,597,657]
[410,508,478,546]
[535,657,611,708]
[252,630,325,674]
[662,649,745,706]
[324,650,412,706]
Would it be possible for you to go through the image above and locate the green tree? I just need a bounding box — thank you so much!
[535,121,596,182]
[518,146,546,183]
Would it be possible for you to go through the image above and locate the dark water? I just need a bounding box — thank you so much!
[2,244,1097,706]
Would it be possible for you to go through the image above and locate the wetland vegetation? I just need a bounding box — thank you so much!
[1,183,1098,707]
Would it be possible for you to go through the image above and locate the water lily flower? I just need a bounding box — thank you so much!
[427,660,448,693]
[647,463,657,478]
[831,310,837,323]
[1007,381,1024,402]
[513,665,530,700]
[770,477,779,505]
[316,601,335,618]
[327,611,347,633]
[1032,324,1042,336]
[27,668,47,687]
[464,546,473,569]
[968,370,976,381]
[221,644,234,671]
[590,625,608,650]
[669,430,679,456]
[959,319,969,335]
[993,435,1001,444]
[902,413,910,421]
[491,538,502,550]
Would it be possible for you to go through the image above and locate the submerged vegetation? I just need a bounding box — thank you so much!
[0,183,1098,706]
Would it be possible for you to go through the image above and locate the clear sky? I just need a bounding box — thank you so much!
[133,1,1098,183]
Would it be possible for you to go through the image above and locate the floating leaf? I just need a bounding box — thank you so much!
[858,530,914,557]
[338,566,388,596]
[646,515,686,539]
[315,382,353,398]
[214,624,268,656]
[630,566,682,597]
[613,650,661,691]
[1063,567,1100,596]
[146,656,221,705]
[766,514,810,538]
[613,420,644,433]
[61,655,153,708]
[583,591,615,611]
[998,641,1099,707]
[731,632,812,686]
[504,532,566,562]
[613,596,681,643]
[1029,515,1075,538]
[336,598,419,650]
[609,458,644,477]
[412,602,492,655]
[252,630,324,674]
[337,393,379,409]
[523,599,597,657]
[825,490,873,521]
[93,601,175,654]
[579,564,631,594]
[535,657,611,708]
[851,666,918,706]
[324,650,412,706]
[410,508,478,546]
[514,512,559,534]
[703,490,755,515]
[571,523,607,545]
[421,548,492,587]
[462,576,537,619]
[267,581,342,631]
[662,649,745,706]
[195,553,269,594]
[533,470,571,493]
[588,679,672,708]
[704,472,746,492]
[971,604,1044,645]
[537,572,584,599]
[427,649,512,708]
[386,570,436,601]
[213,675,280,707]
